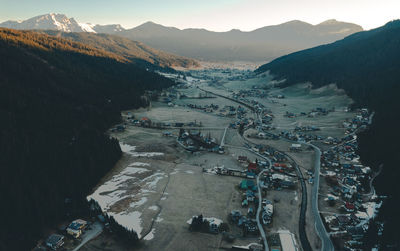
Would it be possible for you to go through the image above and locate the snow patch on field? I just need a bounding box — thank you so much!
[170,170,179,175]
[355,201,383,230]
[143,228,156,241]
[148,205,158,211]
[87,166,149,210]
[120,143,164,157]
[120,167,150,176]
[129,162,150,167]
[143,173,165,189]
[130,197,148,208]
[87,143,166,238]
[120,143,137,153]
[364,201,382,219]
[109,211,143,238]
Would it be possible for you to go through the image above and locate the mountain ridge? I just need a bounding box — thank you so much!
[1,13,363,62]
[37,30,199,69]
[118,18,362,61]
[0,14,362,33]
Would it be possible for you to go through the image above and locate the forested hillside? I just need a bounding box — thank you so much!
[38,30,200,70]
[0,28,174,250]
[256,20,400,249]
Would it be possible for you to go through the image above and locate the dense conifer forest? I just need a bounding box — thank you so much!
[37,30,200,71]
[0,28,174,250]
[256,20,400,248]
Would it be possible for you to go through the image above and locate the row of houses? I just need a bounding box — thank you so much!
[319,109,384,249]
[38,219,88,250]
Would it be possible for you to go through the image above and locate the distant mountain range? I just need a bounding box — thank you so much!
[120,19,362,62]
[256,20,400,249]
[1,13,363,62]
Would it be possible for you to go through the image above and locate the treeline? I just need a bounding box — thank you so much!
[107,216,139,245]
[0,28,174,250]
[256,20,400,249]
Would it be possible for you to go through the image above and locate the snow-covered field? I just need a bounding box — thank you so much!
[87,142,166,238]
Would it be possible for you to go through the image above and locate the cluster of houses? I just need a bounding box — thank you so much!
[255,160,297,191]
[186,103,219,113]
[229,210,259,236]
[246,144,287,163]
[123,113,203,130]
[279,129,325,142]
[279,123,361,145]
[230,116,256,131]
[178,129,221,152]
[342,108,371,134]
[239,179,258,210]
[307,107,333,117]
[264,172,296,190]
[293,125,320,132]
[187,68,253,83]
[38,219,88,250]
[219,105,245,118]
[214,151,295,238]
[317,109,384,249]
[283,107,333,119]
[184,101,251,122]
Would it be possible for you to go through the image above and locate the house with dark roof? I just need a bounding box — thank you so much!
[45,234,64,250]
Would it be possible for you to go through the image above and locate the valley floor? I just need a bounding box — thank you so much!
[82,69,380,251]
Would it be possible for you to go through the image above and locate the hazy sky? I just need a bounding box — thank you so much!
[1,0,399,31]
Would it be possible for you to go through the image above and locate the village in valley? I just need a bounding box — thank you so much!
[36,67,384,251]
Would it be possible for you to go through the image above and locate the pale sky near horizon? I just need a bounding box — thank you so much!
[0,0,399,31]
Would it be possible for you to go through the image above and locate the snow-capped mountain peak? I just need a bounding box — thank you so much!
[0,13,95,33]
[46,13,78,32]
[78,23,96,33]
[0,13,126,34]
